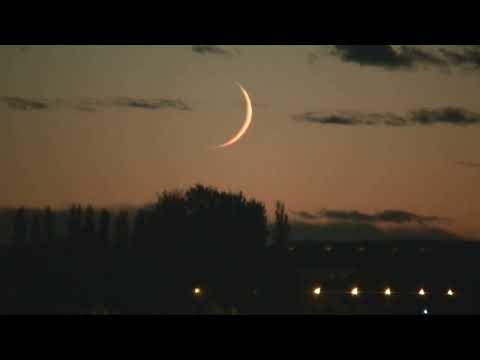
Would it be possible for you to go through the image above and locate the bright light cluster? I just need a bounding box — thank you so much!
[194,285,457,299]
[309,286,455,297]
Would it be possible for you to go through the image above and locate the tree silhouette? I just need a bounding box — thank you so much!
[273,201,290,249]
[3,184,479,315]
[13,207,26,248]
[98,209,111,250]
[153,191,187,251]
[133,209,148,249]
[114,211,130,249]
[76,205,84,247]
[84,205,96,248]
[4,185,276,313]
[30,213,42,247]
[67,205,76,244]
[184,184,268,256]
[245,198,269,251]
[44,206,54,247]
[68,204,84,248]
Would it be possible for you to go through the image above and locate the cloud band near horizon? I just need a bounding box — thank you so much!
[0,97,192,112]
[293,107,480,127]
[291,209,448,225]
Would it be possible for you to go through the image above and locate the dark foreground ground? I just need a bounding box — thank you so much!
[0,240,479,315]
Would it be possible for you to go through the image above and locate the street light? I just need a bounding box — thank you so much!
[313,287,322,297]
[351,287,359,297]
[193,287,202,296]
[384,287,392,297]
[418,288,426,297]
[447,289,455,297]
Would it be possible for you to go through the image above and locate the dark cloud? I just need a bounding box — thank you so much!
[290,221,383,243]
[293,107,480,127]
[318,210,377,223]
[410,107,480,126]
[289,221,469,244]
[0,97,50,111]
[332,45,403,68]
[291,211,318,220]
[113,98,192,111]
[330,45,448,70]
[293,112,363,126]
[192,45,232,57]
[397,46,449,68]
[293,111,400,126]
[292,209,447,225]
[374,210,446,225]
[439,45,480,70]
[457,161,480,168]
[0,97,192,112]
[323,45,480,72]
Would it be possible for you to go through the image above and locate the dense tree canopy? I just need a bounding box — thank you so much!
[137,185,269,257]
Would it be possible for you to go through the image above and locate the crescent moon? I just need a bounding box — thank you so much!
[216,82,253,149]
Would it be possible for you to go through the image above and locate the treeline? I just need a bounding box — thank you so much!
[10,184,290,255]
[1,185,294,314]
[4,186,478,314]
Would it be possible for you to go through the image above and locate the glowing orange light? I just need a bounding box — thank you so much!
[447,289,455,297]
[418,288,426,296]
[384,288,392,296]
[351,287,359,296]
[193,287,202,296]
[313,287,321,296]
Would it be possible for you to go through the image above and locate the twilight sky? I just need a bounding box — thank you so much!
[1,45,479,239]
